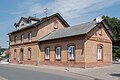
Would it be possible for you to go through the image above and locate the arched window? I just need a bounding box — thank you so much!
[21,34,24,43]
[28,32,32,42]
[45,48,50,59]
[28,48,31,60]
[14,36,17,44]
[14,49,17,60]
[55,47,61,60]
[20,48,24,61]
[68,45,75,60]
[54,20,58,29]
[97,46,103,61]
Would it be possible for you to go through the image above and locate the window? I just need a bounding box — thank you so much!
[21,34,24,43]
[28,48,31,60]
[56,47,61,59]
[97,46,102,60]
[28,32,32,42]
[20,49,24,61]
[98,27,102,36]
[14,49,17,60]
[68,46,75,60]
[21,23,24,26]
[54,20,58,29]
[14,36,17,44]
[45,48,50,59]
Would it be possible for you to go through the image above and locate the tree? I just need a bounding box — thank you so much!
[113,48,120,60]
[103,16,120,60]
[102,16,120,46]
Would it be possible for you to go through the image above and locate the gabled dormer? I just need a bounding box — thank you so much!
[28,16,40,24]
[14,16,40,30]
[9,13,70,35]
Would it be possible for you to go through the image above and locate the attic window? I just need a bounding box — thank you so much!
[21,23,24,26]
[54,20,58,29]
[98,27,102,36]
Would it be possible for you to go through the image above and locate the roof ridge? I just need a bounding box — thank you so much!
[8,13,70,34]
[39,21,98,42]
[72,21,96,27]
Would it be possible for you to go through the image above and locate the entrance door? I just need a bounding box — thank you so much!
[20,49,24,62]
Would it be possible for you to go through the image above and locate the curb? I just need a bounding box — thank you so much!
[0,76,8,80]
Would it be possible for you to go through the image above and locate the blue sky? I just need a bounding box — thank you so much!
[0,0,120,48]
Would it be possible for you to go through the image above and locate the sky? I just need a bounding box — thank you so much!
[0,0,120,48]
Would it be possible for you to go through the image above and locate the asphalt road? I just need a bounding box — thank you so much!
[0,64,87,80]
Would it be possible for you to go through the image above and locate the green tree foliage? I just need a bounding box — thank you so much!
[102,16,120,46]
[102,16,120,60]
[113,48,120,60]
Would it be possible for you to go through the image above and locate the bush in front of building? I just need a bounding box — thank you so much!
[113,48,120,61]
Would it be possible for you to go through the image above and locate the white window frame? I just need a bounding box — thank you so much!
[21,34,24,43]
[29,32,32,42]
[97,46,102,60]
[68,46,75,60]
[45,48,50,59]
[54,20,58,29]
[56,47,61,59]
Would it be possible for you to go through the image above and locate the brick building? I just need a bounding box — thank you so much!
[8,13,115,68]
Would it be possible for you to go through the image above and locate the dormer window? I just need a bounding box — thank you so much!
[14,23,19,30]
[21,23,24,26]
[54,20,58,29]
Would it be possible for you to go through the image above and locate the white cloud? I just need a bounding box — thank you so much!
[0,0,119,48]
[11,0,120,24]
[48,0,119,19]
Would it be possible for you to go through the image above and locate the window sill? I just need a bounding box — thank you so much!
[56,59,61,61]
[28,59,31,60]
[45,59,50,61]
[14,58,16,60]
[29,41,32,42]
[68,59,75,61]
[98,59,102,61]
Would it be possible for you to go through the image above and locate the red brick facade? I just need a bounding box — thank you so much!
[9,14,113,68]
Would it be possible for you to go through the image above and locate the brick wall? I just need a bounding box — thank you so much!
[39,36,85,68]
[84,23,112,68]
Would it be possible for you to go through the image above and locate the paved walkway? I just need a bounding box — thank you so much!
[0,61,9,64]
[39,64,120,80]
[6,63,120,80]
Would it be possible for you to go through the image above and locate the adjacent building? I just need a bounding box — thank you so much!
[0,46,7,55]
[8,13,115,68]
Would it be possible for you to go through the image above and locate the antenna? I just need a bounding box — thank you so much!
[44,8,48,17]
[33,13,37,17]
[96,17,103,23]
